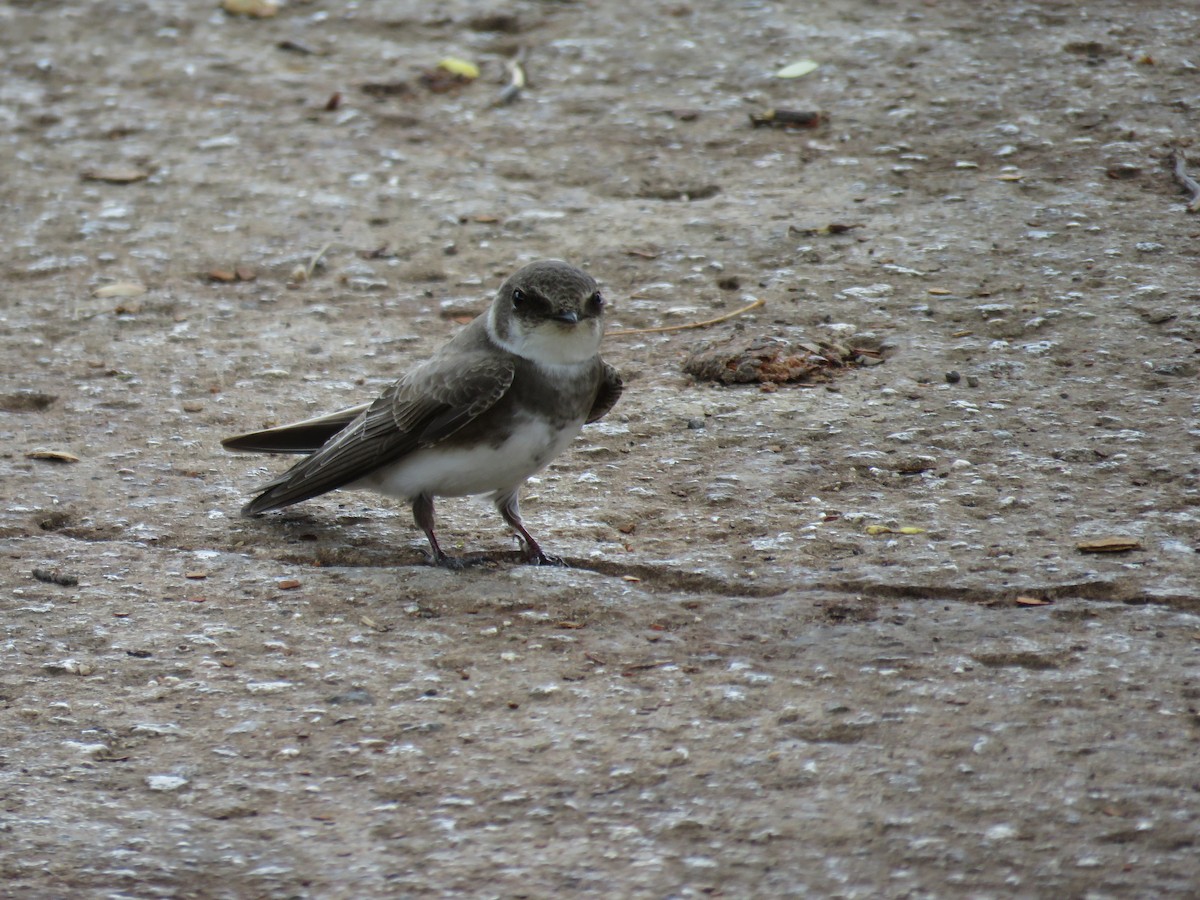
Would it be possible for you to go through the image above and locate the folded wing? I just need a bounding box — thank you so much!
[234,353,515,515]
[586,361,623,424]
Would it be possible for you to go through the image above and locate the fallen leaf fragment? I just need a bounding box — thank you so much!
[1076,537,1142,553]
[81,165,150,184]
[750,109,824,129]
[789,222,861,236]
[278,40,319,55]
[361,81,412,98]
[207,267,256,283]
[33,568,79,587]
[92,282,147,299]
[184,571,208,580]
[1015,595,1052,606]
[222,0,277,17]
[277,579,302,590]
[776,59,819,79]
[26,450,80,463]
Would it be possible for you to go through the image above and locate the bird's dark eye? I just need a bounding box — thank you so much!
[512,288,527,308]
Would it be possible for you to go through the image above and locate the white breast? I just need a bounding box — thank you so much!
[352,415,585,501]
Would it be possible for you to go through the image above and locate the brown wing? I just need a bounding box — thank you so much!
[239,353,515,515]
[586,361,623,424]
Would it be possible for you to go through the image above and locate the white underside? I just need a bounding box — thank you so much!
[352,415,585,501]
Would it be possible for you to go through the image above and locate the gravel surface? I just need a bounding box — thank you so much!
[2,1,1199,896]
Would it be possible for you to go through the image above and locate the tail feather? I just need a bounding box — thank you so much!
[221,403,370,454]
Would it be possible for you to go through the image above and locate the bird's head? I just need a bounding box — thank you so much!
[488,260,607,366]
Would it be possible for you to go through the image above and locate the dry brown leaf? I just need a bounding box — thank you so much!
[82,165,150,184]
[26,450,80,463]
[1076,537,1142,553]
[222,0,278,17]
[1015,595,1051,606]
[277,579,302,590]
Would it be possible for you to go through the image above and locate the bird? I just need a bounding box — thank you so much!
[221,259,623,567]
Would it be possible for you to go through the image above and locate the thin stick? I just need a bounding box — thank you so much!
[306,241,332,280]
[1168,148,1200,213]
[610,296,765,336]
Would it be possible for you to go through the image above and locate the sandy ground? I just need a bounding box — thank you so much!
[2,0,1200,896]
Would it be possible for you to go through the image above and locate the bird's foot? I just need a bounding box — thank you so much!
[522,548,568,567]
[427,551,492,570]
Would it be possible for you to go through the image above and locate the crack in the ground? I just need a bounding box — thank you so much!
[9,530,1196,610]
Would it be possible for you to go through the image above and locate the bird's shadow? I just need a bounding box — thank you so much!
[237,511,546,571]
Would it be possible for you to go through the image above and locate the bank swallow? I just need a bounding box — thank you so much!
[222,260,623,566]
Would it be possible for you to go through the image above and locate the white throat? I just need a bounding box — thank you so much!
[488,304,602,367]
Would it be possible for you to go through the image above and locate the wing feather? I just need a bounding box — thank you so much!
[586,361,623,424]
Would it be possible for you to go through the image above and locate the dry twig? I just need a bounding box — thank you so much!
[1168,148,1200,213]
[493,53,526,106]
[610,296,765,336]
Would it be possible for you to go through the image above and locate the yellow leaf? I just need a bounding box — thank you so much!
[865,524,925,536]
[438,57,480,80]
[776,60,819,79]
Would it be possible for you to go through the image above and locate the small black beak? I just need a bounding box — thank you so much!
[553,310,580,325]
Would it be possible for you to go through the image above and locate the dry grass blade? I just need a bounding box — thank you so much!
[610,296,765,336]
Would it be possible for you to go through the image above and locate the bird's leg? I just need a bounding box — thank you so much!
[495,488,566,567]
[412,494,490,568]
[412,493,455,567]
